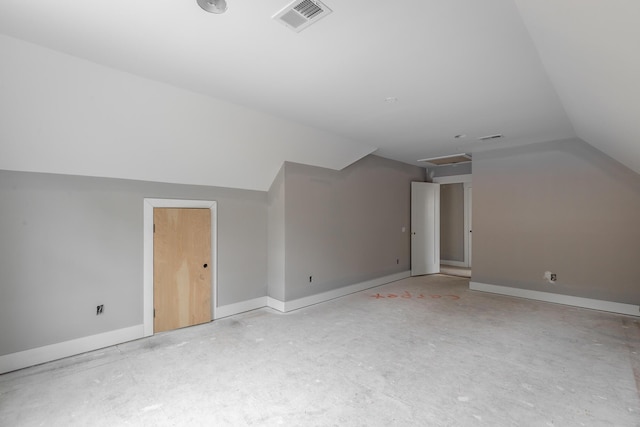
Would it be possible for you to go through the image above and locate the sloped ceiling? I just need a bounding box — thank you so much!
[0,0,637,190]
[514,0,640,174]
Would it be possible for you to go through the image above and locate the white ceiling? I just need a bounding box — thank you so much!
[513,0,640,174]
[0,0,638,187]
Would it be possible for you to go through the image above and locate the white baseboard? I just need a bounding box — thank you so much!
[268,271,411,313]
[0,273,412,373]
[266,297,285,312]
[214,297,268,319]
[441,260,467,268]
[470,282,640,317]
[0,324,144,374]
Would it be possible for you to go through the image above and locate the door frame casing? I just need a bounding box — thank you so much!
[464,185,472,268]
[143,198,217,337]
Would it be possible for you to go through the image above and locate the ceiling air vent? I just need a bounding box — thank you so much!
[477,134,504,141]
[418,153,472,166]
[273,0,333,33]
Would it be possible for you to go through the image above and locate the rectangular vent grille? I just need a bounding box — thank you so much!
[418,153,472,166]
[478,134,504,141]
[273,0,332,33]
[295,0,323,18]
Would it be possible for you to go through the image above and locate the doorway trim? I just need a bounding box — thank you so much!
[433,174,472,268]
[463,184,472,268]
[143,198,217,337]
[431,174,472,185]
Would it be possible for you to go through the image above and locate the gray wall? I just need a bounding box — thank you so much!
[0,170,267,356]
[283,155,425,301]
[1,155,426,357]
[267,165,286,301]
[440,183,465,262]
[473,138,640,304]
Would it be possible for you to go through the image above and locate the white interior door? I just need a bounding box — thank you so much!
[411,182,440,276]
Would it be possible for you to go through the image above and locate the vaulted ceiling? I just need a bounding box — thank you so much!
[0,0,638,190]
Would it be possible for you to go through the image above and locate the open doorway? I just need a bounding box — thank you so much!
[410,174,472,278]
[434,176,472,278]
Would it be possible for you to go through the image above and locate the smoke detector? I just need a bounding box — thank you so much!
[273,0,333,33]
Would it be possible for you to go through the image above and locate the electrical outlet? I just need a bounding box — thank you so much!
[96,305,104,315]
[309,275,312,283]
[550,273,557,282]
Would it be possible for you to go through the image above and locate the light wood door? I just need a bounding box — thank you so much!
[411,182,440,276]
[154,208,211,333]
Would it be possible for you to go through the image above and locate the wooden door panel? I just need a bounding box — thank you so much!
[154,208,211,333]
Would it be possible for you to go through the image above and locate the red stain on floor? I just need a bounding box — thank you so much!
[370,292,459,300]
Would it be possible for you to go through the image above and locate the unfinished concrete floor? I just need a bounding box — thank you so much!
[1,275,639,426]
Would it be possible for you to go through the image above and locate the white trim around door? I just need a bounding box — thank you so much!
[432,174,472,185]
[143,198,217,337]
[464,183,472,268]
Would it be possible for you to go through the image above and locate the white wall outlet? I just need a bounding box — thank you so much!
[543,271,557,283]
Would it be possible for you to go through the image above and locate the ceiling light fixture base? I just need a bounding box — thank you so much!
[197,0,228,14]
